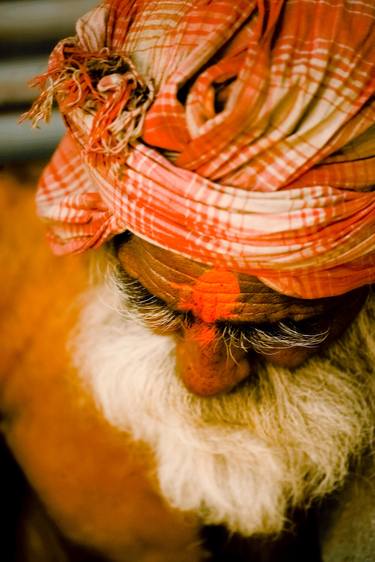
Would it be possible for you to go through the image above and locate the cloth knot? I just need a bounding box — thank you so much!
[23,39,154,163]
[22,0,375,299]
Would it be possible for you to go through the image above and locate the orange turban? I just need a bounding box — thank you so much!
[25,0,375,298]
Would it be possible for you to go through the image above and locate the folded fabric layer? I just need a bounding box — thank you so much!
[26,0,375,298]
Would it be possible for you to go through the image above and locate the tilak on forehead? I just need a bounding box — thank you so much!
[24,0,375,299]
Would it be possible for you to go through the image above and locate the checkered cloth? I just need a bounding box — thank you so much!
[26,0,375,298]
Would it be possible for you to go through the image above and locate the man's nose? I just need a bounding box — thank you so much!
[175,322,252,396]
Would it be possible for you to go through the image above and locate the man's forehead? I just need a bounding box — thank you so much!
[117,235,341,324]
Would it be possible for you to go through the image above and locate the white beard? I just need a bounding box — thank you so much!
[72,276,375,537]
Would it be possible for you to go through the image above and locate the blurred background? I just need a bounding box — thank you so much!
[0,0,97,163]
[0,2,99,560]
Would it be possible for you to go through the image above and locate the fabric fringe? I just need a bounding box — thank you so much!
[21,39,154,161]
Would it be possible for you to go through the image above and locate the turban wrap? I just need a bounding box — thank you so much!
[25,0,375,298]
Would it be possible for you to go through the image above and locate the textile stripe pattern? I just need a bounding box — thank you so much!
[27,0,375,298]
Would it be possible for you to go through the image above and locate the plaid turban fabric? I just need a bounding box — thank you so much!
[26,0,375,298]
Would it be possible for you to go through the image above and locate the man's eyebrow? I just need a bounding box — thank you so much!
[115,266,329,350]
[116,266,177,311]
[114,266,190,332]
[217,319,329,353]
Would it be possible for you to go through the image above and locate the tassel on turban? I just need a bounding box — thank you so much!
[24,0,375,298]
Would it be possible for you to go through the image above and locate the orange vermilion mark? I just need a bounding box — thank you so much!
[188,323,217,347]
[180,268,241,323]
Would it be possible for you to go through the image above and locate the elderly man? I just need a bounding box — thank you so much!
[1,0,374,560]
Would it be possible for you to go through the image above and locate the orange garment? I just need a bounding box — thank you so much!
[0,172,203,561]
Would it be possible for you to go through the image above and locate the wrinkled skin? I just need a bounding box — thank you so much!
[118,236,367,396]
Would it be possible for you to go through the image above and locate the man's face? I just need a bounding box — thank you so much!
[117,235,367,395]
[73,235,375,536]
